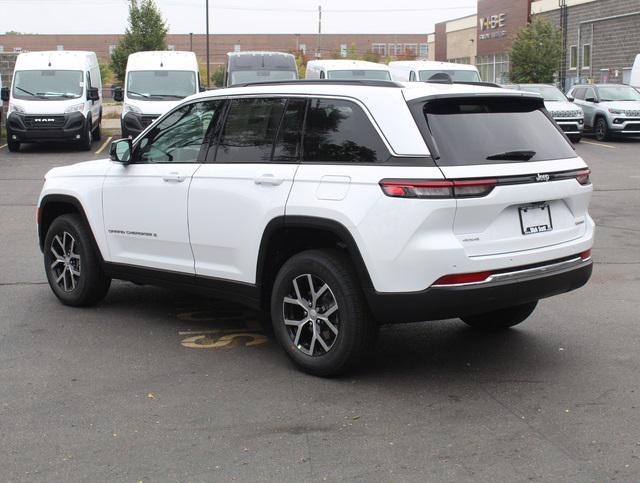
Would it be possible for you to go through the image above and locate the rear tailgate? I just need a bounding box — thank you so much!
[410,94,592,258]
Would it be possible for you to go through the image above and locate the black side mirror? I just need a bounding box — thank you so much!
[0,87,9,102]
[113,86,123,102]
[109,138,133,164]
[200,85,207,92]
[585,97,598,103]
[87,87,100,102]
[567,96,574,102]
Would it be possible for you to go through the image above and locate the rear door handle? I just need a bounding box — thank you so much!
[254,174,284,186]
[163,172,186,183]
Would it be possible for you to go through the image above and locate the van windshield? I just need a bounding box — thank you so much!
[127,70,197,100]
[327,70,391,80]
[13,70,83,100]
[422,97,576,166]
[230,70,297,85]
[419,70,481,82]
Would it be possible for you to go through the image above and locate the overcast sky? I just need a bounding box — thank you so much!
[0,0,476,35]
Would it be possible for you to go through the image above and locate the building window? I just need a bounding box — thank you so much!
[56,45,64,51]
[569,45,577,70]
[299,43,306,54]
[419,43,428,58]
[582,44,591,69]
[371,43,387,56]
[0,46,4,53]
[448,57,471,64]
[13,47,22,53]
[404,44,418,57]
[388,43,404,57]
[234,44,241,52]
[168,45,176,51]
[109,45,116,55]
[475,53,509,83]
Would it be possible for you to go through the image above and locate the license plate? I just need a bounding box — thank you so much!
[519,203,553,235]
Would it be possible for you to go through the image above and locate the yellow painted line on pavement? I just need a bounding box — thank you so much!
[95,136,113,155]
[582,140,617,149]
[0,144,7,149]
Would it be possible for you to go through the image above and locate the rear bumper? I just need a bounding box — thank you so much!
[365,255,592,324]
[7,112,86,142]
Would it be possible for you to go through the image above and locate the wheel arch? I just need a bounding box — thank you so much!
[256,216,374,311]
[38,194,103,262]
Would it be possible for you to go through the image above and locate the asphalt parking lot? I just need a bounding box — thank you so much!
[1,135,639,482]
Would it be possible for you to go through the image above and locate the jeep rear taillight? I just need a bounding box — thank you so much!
[380,179,496,199]
[575,169,591,186]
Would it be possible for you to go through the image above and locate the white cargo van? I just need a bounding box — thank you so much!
[305,60,391,80]
[630,54,640,89]
[225,51,298,87]
[114,51,200,139]
[389,60,481,83]
[2,51,101,152]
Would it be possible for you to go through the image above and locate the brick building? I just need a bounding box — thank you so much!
[0,33,431,71]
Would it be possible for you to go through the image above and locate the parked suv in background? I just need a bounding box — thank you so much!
[505,84,583,142]
[37,80,594,376]
[567,83,640,141]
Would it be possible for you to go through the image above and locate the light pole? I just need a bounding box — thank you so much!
[206,0,210,88]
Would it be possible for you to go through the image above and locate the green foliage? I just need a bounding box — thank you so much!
[510,17,562,83]
[210,65,226,88]
[110,0,168,82]
[98,63,113,86]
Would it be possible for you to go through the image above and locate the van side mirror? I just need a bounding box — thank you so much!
[567,96,574,102]
[199,85,206,92]
[0,87,9,102]
[109,138,132,164]
[585,97,597,103]
[113,86,123,102]
[87,87,100,102]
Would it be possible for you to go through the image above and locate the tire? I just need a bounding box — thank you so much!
[570,135,581,143]
[94,117,102,141]
[80,116,93,151]
[270,249,377,377]
[461,301,538,331]
[7,137,20,152]
[44,214,111,307]
[595,117,610,142]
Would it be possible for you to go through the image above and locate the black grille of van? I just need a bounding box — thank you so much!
[24,115,65,129]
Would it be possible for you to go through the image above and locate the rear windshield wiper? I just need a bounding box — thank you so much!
[486,150,536,161]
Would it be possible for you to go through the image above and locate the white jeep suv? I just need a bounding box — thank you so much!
[38,80,594,376]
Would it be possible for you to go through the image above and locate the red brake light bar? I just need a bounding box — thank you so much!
[380,179,497,199]
[432,271,492,286]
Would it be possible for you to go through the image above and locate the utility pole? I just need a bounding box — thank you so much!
[189,32,193,52]
[316,5,322,59]
[206,0,211,88]
[558,0,568,90]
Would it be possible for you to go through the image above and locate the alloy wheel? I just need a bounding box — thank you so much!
[49,231,81,292]
[282,274,339,356]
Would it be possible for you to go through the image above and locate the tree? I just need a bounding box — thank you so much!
[210,65,225,88]
[110,0,168,82]
[510,17,562,83]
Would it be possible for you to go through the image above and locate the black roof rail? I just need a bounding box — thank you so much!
[230,79,404,88]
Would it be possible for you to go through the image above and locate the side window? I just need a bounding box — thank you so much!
[319,71,325,79]
[584,88,596,101]
[409,71,416,81]
[272,98,307,162]
[572,88,585,100]
[86,71,91,89]
[215,98,286,163]
[135,100,220,164]
[303,98,389,163]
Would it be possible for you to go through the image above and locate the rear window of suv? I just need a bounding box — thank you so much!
[422,97,576,166]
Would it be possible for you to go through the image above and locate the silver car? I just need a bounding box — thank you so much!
[567,84,640,141]
[506,84,584,143]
